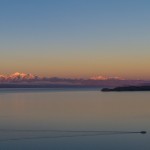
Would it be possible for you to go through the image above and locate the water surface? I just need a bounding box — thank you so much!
[0,88,149,150]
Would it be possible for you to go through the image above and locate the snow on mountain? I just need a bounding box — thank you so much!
[0,72,40,82]
[90,75,108,80]
[90,75,125,80]
[0,73,125,82]
[9,72,37,80]
[0,74,6,81]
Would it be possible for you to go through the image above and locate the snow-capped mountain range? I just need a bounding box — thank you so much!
[0,72,148,88]
[0,72,40,82]
[0,72,124,82]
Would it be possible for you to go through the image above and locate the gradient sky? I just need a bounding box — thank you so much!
[0,0,150,79]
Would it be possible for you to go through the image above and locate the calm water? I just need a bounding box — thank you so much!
[0,88,150,150]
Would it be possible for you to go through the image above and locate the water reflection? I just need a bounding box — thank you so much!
[0,89,149,149]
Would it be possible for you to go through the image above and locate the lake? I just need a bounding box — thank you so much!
[0,88,149,150]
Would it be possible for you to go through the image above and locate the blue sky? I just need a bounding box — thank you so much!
[0,0,150,79]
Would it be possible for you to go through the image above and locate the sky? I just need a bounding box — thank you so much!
[0,0,150,79]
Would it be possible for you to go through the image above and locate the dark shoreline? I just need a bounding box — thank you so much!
[101,85,150,92]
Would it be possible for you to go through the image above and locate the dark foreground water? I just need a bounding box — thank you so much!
[0,88,150,150]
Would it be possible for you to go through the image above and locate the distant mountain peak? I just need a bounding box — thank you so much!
[90,75,125,80]
[0,72,40,82]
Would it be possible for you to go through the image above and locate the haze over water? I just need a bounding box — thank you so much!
[0,89,149,150]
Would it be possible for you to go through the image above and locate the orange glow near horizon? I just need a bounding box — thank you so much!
[0,45,150,80]
[1,1,150,80]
